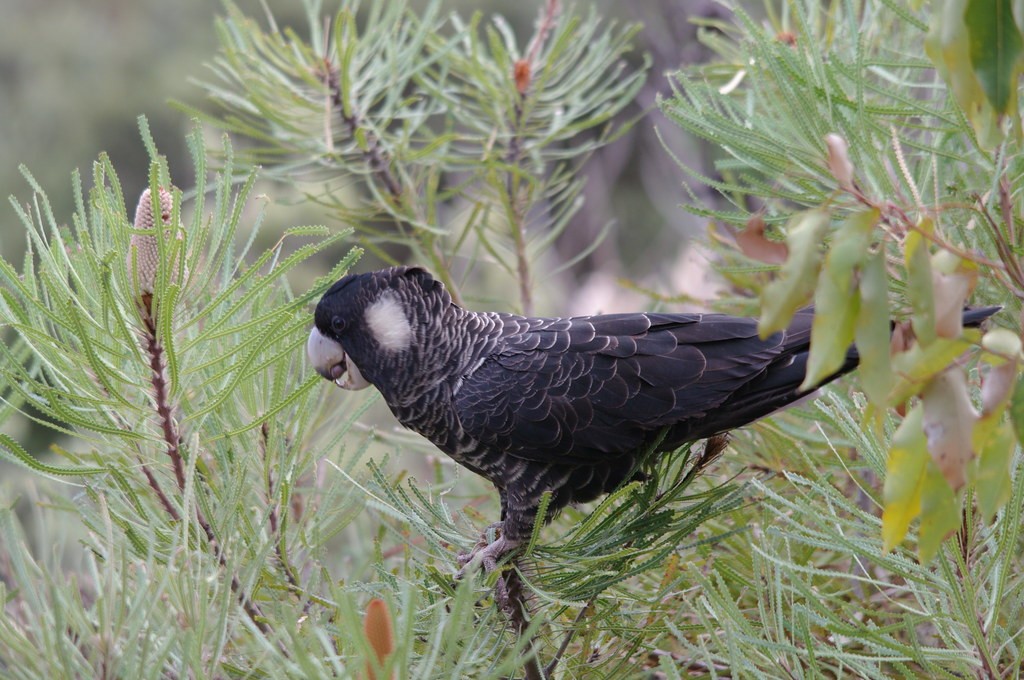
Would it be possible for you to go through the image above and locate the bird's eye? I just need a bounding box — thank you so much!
[331,316,347,334]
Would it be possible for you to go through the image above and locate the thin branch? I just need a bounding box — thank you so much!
[525,0,560,65]
[136,454,181,522]
[997,173,1024,289]
[544,598,595,677]
[323,60,402,203]
[141,306,186,491]
[504,0,561,316]
[506,117,534,316]
[320,55,464,306]
[997,157,1017,250]
[262,421,314,616]
[137,302,274,638]
[899,208,1011,272]
[500,567,545,680]
[86,361,182,523]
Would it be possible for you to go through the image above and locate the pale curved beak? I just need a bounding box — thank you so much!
[306,327,371,390]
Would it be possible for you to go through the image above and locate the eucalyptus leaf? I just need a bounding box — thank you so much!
[758,209,830,337]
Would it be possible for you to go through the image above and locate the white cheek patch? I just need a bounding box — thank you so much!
[364,292,413,352]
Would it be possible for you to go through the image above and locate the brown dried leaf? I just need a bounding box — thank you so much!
[825,133,855,192]
[921,367,978,490]
[890,320,915,355]
[978,360,1019,419]
[931,253,977,339]
[736,214,788,265]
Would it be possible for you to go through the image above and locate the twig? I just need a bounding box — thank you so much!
[83,361,181,522]
[900,208,1011,271]
[997,175,1024,284]
[136,454,181,522]
[525,0,560,65]
[141,307,186,491]
[544,598,595,677]
[505,0,561,316]
[505,82,531,314]
[320,55,465,307]
[506,127,534,316]
[262,422,315,616]
[997,155,1017,249]
[501,566,545,680]
[138,302,274,638]
[323,60,402,203]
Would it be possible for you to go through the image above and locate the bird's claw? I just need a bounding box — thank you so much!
[455,534,518,615]
[456,522,503,569]
[456,534,516,578]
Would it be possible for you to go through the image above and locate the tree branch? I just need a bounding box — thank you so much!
[504,0,561,316]
[324,60,402,203]
[140,307,187,491]
[500,567,545,680]
[137,301,273,638]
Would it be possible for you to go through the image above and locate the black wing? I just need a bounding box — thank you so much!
[453,309,831,466]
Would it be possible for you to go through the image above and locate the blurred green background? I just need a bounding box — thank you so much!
[0,0,730,457]
[0,0,730,274]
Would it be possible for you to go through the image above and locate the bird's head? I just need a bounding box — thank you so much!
[307,266,452,392]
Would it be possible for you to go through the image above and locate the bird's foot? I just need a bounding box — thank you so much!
[456,528,518,577]
[455,525,532,619]
[456,533,522,616]
[457,521,503,565]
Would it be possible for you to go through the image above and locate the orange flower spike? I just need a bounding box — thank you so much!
[514,59,531,96]
[363,598,394,680]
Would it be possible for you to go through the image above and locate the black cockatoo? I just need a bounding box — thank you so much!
[307,266,997,570]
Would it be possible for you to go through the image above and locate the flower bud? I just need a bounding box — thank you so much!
[363,598,394,680]
[126,187,187,299]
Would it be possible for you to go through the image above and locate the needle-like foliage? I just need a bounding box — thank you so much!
[2,1,1023,678]
[182,0,647,315]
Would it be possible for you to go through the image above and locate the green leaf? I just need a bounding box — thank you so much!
[883,404,963,562]
[1011,372,1024,444]
[925,0,1004,147]
[0,433,106,480]
[889,334,975,405]
[854,250,893,405]
[802,208,877,389]
[965,0,1023,114]
[975,419,1015,521]
[981,326,1024,357]
[905,220,936,346]
[758,209,830,338]
[917,457,961,563]
[883,405,929,552]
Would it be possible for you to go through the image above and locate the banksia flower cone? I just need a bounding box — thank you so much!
[126,187,187,307]
[362,598,394,680]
